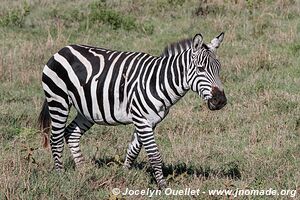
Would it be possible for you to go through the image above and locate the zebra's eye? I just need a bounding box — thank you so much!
[196,66,205,74]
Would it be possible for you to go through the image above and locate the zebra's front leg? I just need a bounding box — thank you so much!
[133,123,166,188]
[140,131,166,188]
[64,114,94,167]
[124,131,143,168]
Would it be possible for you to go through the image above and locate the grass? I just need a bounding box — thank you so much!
[0,0,299,199]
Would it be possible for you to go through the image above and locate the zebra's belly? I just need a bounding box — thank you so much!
[93,108,133,125]
[73,100,133,126]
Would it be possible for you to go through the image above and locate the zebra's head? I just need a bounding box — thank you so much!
[187,32,227,111]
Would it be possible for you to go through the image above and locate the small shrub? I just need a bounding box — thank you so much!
[168,0,186,7]
[0,2,30,27]
[290,43,300,55]
[87,1,154,34]
[45,1,155,35]
[141,22,155,35]
[220,161,241,179]
[194,1,227,17]
[89,1,137,31]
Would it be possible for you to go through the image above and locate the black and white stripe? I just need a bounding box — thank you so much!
[39,32,226,188]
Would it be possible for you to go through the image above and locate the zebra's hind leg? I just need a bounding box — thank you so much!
[48,103,69,171]
[64,113,94,167]
[124,131,143,168]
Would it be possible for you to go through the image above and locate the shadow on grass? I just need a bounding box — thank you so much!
[93,156,241,183]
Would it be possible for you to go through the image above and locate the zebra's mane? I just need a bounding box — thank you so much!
[161,38,210,57]
[161,38,192,57]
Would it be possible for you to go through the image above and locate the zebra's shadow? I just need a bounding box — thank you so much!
[92,156,241,183]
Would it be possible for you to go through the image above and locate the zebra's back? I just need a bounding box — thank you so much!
[42,44,152,125]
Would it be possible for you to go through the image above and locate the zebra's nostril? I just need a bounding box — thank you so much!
[210,97,217,104]
[207,94,227,110]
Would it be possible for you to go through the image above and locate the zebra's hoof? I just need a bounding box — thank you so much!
[54,167,64,172]
[123,163,132,170]
[123,160,132,169]
[158,179,167,189]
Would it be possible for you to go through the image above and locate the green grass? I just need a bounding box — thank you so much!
[0,0,299,199]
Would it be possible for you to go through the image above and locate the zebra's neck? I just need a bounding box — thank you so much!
[142,49,191,108]
[166,49,191,96]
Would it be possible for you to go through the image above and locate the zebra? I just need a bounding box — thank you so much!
[38,32,227,188]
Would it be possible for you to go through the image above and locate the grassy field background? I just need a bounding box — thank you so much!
[0,0,299,199]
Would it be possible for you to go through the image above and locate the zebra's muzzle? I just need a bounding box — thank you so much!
[207,87,227,111]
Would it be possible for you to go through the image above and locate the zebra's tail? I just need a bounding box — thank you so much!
[38,99,51,148]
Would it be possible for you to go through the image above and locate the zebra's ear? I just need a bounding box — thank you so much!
[208,32,224,51]
[192,34,203,51]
